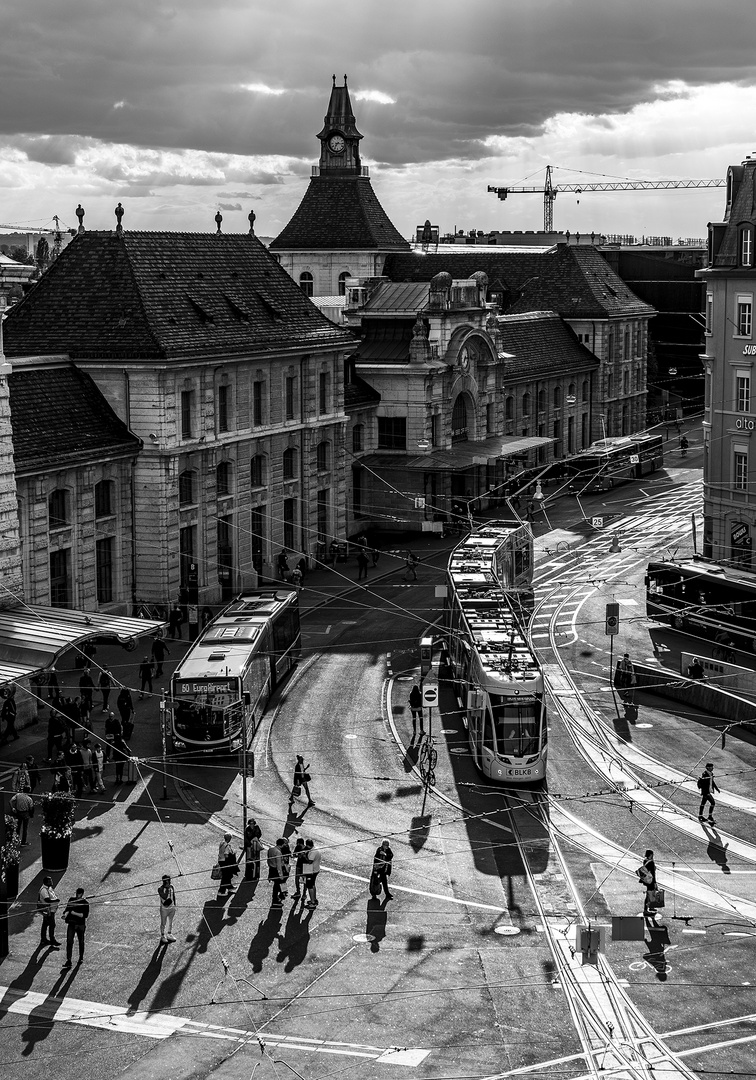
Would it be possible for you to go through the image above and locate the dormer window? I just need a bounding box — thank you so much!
[740,226,754,267]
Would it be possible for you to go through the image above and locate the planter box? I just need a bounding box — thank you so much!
[40,833,71,874]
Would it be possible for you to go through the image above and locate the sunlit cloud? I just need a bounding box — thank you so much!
[238,83,285,95]
[355,90,396,105]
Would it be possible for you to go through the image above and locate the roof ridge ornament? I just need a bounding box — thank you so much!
[115,202,124,235]
[75,204,85,234]
[215,210,223,234]
[248,209,256,235]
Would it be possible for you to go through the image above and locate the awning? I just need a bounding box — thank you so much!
[0,604,167,685]
[359,435,555,473]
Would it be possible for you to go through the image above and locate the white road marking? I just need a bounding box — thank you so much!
[0,985,430,1065]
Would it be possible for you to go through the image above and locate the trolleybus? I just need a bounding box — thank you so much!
[534,432,664,494]
[170,589,300,752]
[444,520,547,783]
[646,558,756,656]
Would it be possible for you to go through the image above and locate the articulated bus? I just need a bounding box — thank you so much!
[170,589,300,752]
[646,559,756,656]
[537,433,664,494]
[444,520,547,783]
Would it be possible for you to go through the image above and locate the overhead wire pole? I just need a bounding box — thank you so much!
[487,166,727,232]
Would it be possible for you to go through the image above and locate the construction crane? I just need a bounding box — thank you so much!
[487,165,726,232]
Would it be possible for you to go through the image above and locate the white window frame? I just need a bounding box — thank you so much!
[737,370,751,413]
[734,444,749,491]
[705,293,713,336]
[741,228,754,268]
[736,294,753,338]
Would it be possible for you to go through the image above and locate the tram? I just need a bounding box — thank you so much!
[444,520,547,783]
[170,589,301,752]
[646,558,756,655]
[535,432,664,494]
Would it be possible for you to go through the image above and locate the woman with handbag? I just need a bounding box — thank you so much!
[289,755,314,808]
[217,834,239,895]
[638,849,658,916]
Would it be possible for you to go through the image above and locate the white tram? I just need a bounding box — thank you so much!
[445,521,546,783]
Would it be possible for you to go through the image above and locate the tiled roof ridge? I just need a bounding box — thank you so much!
[497,309,560,322]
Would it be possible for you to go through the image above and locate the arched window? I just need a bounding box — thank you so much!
[48,489,70,530]
[451,396,468,443]
[316,441,329,472]
[505,396,514,420]
[553,386,562,408]
[94,479,113,518]
[537,389,546,412]
[623,370,629,395]
[522,392,531,417]
[178,470,196,506]
[582,379,589,402]
[299,271,314,297]
[352,424,364,453]
[250,455,266,488]
[607,374,614,397]
[568,382,576,401]
[283,447,297,480]
[338,271,351,296]
[216,461,231,496]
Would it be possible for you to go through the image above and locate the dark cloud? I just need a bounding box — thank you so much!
[1,1,755,168]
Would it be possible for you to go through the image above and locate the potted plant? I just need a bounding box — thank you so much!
[40,791,76,873]
[1,813,20,899]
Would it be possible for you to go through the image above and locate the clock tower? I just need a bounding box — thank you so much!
[317,74,362,174]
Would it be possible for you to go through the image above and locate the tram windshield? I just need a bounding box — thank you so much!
[489,695,541,757]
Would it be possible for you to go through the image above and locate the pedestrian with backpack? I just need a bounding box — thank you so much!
[698,763,720,822]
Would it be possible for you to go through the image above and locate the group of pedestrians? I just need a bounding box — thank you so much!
[37,877,90,970]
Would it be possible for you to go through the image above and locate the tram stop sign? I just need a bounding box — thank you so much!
[422,686,439,707]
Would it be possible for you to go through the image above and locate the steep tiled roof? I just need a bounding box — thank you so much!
[3,231,355,361]
[496,311,600,380]
[344,373,381,411]
[270,176,410,251]
[9,362,141,472]
[383,246,655,319]
[713,161,756,268]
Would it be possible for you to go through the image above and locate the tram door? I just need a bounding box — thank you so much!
[467,688,485,767]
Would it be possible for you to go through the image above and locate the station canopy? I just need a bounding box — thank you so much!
[361,434,555,473]
[0,604,167,685]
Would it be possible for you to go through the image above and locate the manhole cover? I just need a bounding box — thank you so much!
[635,722,653,728]
[352,933,375,943]
[440,728,458,734]
[345,734,358,740]
[494,925,520,936]
[450,748,467,755]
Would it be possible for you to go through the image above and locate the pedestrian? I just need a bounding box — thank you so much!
[292,838,306,900]
[12,760,31,792]
[244,818,262,881]
[277,549,290,581]
[10,789,35,845]
[687,657,705,680]
[52,753,71,793]
[47,667,60,707]
[303,837,321,909]
[698,762,720,822]
[98,667,112,712]
[151,635,170,678]
[615,653,636,704]
[0,688,19,743]
[117,684,134,727]
[112,730,129,784]
[168,605,184,640]
[26,755,41,793]
[92,742,105,791]
[47,708,66,763]
[138,656,154,700]
[402,551,418,581]
[291,566,303,588]
[371,546,380,567]
[38,876,61,948]
[289,754,314,807]
[680,434,689,457]
[61,887,89,969]
[637,849,658,917]
[158,874,177,943]
[66,741,85,798]
[267,838,285,907]
[217,834,239,895]
[78,667,94,716]
[357,549,370,581]
[370,839,394,901]
[296,556,308,582]
[80,738,95,791]
[408,684,424,732]
[104,711,122,761]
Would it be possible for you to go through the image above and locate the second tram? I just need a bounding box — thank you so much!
[170,589,301,752]
[444,521,547,783]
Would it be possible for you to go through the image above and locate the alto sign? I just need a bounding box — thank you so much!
[736,417,756,430]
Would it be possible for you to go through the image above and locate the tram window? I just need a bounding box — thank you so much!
[483,710,495,751]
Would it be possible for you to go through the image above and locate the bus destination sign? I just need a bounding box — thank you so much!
[176,678,236,696]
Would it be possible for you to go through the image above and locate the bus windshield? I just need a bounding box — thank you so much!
[490,695,541,757]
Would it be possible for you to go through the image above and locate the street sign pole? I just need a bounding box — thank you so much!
[160,690,168,800]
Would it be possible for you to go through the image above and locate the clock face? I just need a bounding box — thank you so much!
[328,134,346,154]
[459,347,470,370]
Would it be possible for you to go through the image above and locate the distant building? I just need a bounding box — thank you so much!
[698,156,756,567]
[3,221,356,606]
[269,76,410,297]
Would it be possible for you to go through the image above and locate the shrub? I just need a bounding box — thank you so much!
[40,791,76,839]
[1,814,20,884]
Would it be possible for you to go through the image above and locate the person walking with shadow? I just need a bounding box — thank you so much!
[637,849,658,918]
[408,684,424,736]
[698,762,720,823]
[370,839,394,902]
[158,874,177,943]
[38,877,61,949]
[244,818,263,882]
[615,653,636,704]
[289,755,314,808]
[61,887,89,970]
[217,833,239,896]
[402,551,418,581]
[292,838,307,901]
[267,839,285,907]
[303,838,321,909]
[357,548,370,582]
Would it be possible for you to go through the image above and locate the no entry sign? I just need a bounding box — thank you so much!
[422,686,439,707]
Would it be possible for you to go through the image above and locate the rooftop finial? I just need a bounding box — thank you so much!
[332,73,336,86]
[248,209,256,235]
[215,210,223,234]
[75,204,85,234]
[344,73,348,84]
[115,202,124,234]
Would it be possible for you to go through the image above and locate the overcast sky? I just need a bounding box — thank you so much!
[1,0,754,244]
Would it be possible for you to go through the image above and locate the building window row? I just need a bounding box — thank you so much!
[49,480,115,530]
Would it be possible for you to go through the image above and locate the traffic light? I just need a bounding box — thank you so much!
[605,602,620,636]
